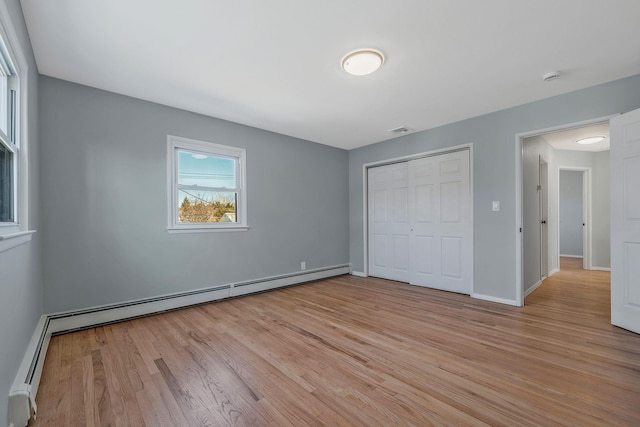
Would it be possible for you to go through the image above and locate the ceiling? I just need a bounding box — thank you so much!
[20,1,640,150]
[542,123,610,152]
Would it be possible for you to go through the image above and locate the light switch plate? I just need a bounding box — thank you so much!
[492,201,500,212]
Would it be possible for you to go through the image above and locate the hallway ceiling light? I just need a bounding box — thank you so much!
[341,49,384,76]
[576,136,605,145]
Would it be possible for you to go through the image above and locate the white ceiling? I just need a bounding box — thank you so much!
[542,122,610,152]
[20,1,640,150]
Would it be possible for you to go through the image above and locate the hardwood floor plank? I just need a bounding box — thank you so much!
[128,317,162,376]
[149,372,192,427]
[31,337,59,427]
[69,333,88,426]
[155,357,226,426]
[99,329,146,427]
[53,333,73,426]
[33,262,640,426]
[81,354,98,427]
[90,350,113,427]
[213,331,353,426]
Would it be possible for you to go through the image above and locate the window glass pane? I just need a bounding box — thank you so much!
[0,142,13,222]
[177,189,237,223]
[178,150,236,189]
[10,88,16,143]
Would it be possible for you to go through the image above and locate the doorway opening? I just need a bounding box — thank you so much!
[559,168,590,270]
[516,117,613,306]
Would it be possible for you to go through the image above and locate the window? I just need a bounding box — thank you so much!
[0,56,17,223]
[0,3,32,253]
[0,140,14,222]
[167,135,247,232]
[0,9,22,233]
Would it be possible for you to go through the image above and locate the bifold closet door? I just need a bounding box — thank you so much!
[368,149,471,294]
[367,162,410,282]
[409,150,472,294]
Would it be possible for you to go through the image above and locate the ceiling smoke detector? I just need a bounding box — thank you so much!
[388,126,413,134]
[542,71,561,82]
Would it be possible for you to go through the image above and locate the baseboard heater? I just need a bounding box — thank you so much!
[9,263,350,427]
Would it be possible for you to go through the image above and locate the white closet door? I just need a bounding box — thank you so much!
[368,162,410,282]
[409,150,472,294]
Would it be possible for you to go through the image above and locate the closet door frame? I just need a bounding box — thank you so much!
[363,143,474,294]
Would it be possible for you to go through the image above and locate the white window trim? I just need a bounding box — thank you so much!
[167,135,248,233]
[0,1,34,249]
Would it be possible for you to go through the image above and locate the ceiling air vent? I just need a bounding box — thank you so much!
[388,126,413,134]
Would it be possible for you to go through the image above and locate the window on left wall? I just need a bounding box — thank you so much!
[0,52,18,224]
[0,3,30,247]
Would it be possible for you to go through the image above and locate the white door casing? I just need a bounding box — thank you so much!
[515,115,617,306]
[367,162,410,282]
[558,168,592,270]
[611,108,640,334]
[409,150,472,293]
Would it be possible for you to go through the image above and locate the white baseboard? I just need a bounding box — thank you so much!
[548,268,560,277]
[560,254,583,258]
[9,263,349,427]
[471,293,519,306]
[524,279,543,297]
[351,271,366,277]
[591,266,611,272]
[229,266,349,297]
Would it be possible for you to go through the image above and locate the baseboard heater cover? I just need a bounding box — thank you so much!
[9,263,350,427]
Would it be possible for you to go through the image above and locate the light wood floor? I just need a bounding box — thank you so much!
[33,261,640,426]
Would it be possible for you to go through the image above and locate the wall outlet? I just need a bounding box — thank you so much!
[301,261,306,270]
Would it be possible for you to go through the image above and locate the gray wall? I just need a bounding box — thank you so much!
[556,150,610,269]
[0,1,42,425]
[559,170,583,257]
[593,151,610,268]
[39,77,349,313]
[349,74,640,302]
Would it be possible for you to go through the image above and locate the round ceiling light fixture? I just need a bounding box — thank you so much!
[341,49,384,76]
[542,71,561,82]
[576,135,605,145]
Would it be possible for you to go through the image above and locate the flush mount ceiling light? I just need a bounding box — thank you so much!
[542,71,561,82]
[388,126,414,134]
[576,135,605,145]
[341,49,384,76]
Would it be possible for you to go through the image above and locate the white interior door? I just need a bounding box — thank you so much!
[539,157,548,278]
[611,108,640,334]
[409,150,472,294]
[582,171,589,270]
[367,162,410,282]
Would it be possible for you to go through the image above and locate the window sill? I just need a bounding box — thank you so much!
[166,226,250,234]
[0,230,36,254]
